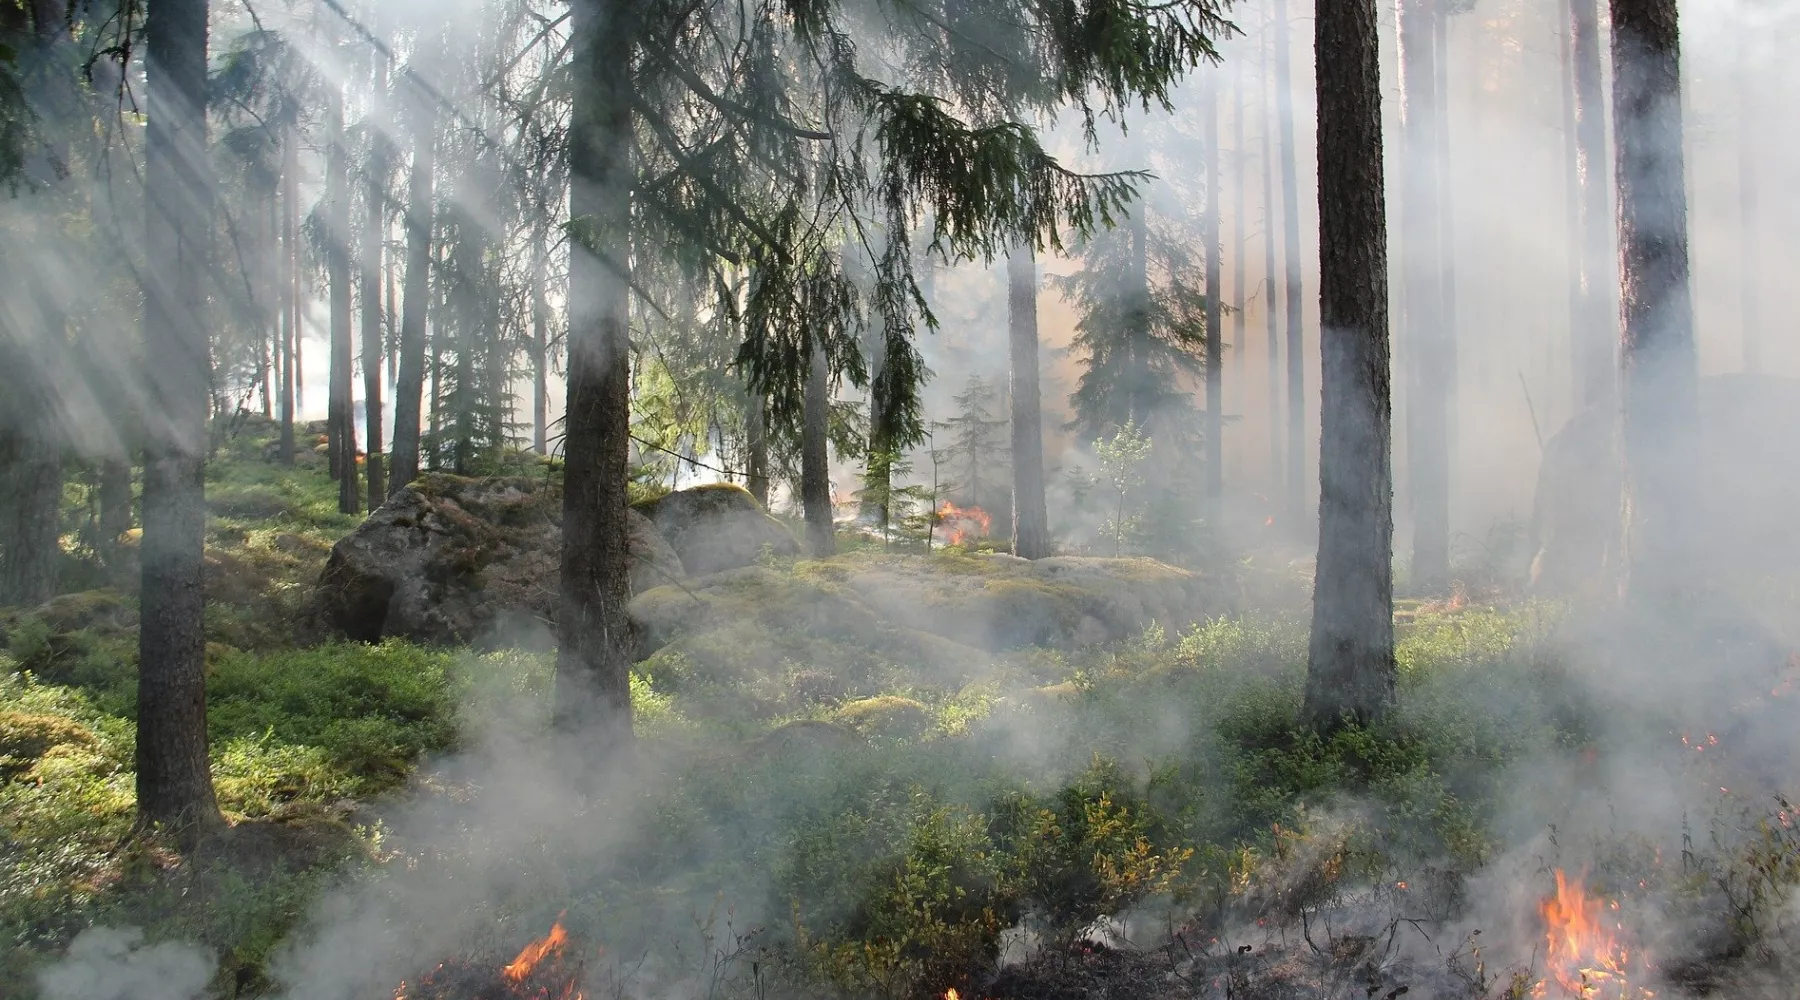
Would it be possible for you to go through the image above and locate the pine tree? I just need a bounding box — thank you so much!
[1008,247,1050,558]
[1400,0,1450,591]
[1612,0,1699,608]
[138,0,222,835]
[1303,0,1395,731]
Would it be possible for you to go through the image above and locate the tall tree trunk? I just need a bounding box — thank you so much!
[1303,0,1394,730]
[531,227,551,455]
[0,398,62,607]
[1203,73,1224,522]
[554,0,638,738]
[801,337,835,556]
[1433,1,1457,460]
[1559,0,1582,384]
[1573,0,1615,408]
[745,385,770,507]
[390,82,435,497]
[138,0,221,835]
[278,128,298,466]
[452,212,480,475]
[1231,47,1247,388]
[1126,206,1152,430]
[1261,22,1283,497]
[1272,0,1307,522]
[1612,0,1698,608]
[1401,0,1449,591]
[327,78,358,513]
[362,60,388,511]
[1008,247,1050,559]
[1736,26,1759,373]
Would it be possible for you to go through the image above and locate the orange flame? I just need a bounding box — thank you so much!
[1532,870,1653,999]
[503,917,570,984]
[936,502,991,546]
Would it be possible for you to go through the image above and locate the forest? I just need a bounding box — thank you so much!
[1,0,1798,996]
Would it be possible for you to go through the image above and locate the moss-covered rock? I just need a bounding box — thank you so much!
[834,696,933,739]
[632,483,800,576]
[316,474,683,645]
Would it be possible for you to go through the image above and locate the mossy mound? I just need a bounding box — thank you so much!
[632,483,799,575]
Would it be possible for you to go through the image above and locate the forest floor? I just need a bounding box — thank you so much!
[4,421,1800,1000]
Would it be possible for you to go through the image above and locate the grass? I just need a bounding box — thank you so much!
[6,422,1800,999]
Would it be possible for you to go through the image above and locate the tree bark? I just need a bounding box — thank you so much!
[553,0,638,740]
[1008,247,1050,559]
[1203,73,1224,522]
[1231,47,1247,388]
[362,59,388,511]
[1272,0,1307,523]
[1573,0,1615,408]
[0,406,62,607]
[138,0,222,835]
[1400,0,1449,592]
[389,79,435,497]
[278,127,298,466]
[1612,0,1698,608]
[801,336,836,556]
[1736,22,1759,373]
[1433,0,1457,462]
[1261,21,1283,497]
[1303,0,1395,730]
[531,226,551,455]
[326,76,358,513]
[1126,206,1152,429]
[745,385,770,507]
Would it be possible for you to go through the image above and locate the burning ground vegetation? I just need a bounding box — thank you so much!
[11,457,1800,1000]
[170,607,1800,1000]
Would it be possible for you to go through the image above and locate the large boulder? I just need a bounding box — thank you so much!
[631,483,799,575]
[1531,373,1800,596]
[317,474,682,645]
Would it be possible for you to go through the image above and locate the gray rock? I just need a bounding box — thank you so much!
[632,483,800,576]
[316,473,682,644]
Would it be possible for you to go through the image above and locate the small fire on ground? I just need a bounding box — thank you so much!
[936,502,991,546]
[394,917,588,1000]
[1532,870,1654,999]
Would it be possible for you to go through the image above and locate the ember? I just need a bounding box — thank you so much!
[1532,870,1653,999]
[935,502,991,546]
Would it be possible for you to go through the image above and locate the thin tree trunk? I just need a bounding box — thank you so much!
[1231,47,1247,389]
[531,227,551,455]
[554,0,638,738]
[1433,1,1457,461]
[1272,0,1307,522]
[1303,0,1395,730]
[1559,0,1582,388]
[1261,22,1282,498]
[390,82,435,497]
[452,212,479,475]
[1612,0,1698,607]
[362,60,388,511]
[138,0,221,835]
[1008,247,1050,559]
[327,77,358,513]
[801,337,836,556]
[1401,0,1449,591]
[278,129,298,466]
[98,458,131,570]
[1573,0,1615,408]
[745,385,770,508]
[1736,25,1759,373]
[1126,206,1151,429]
[1203,73,1224,522]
